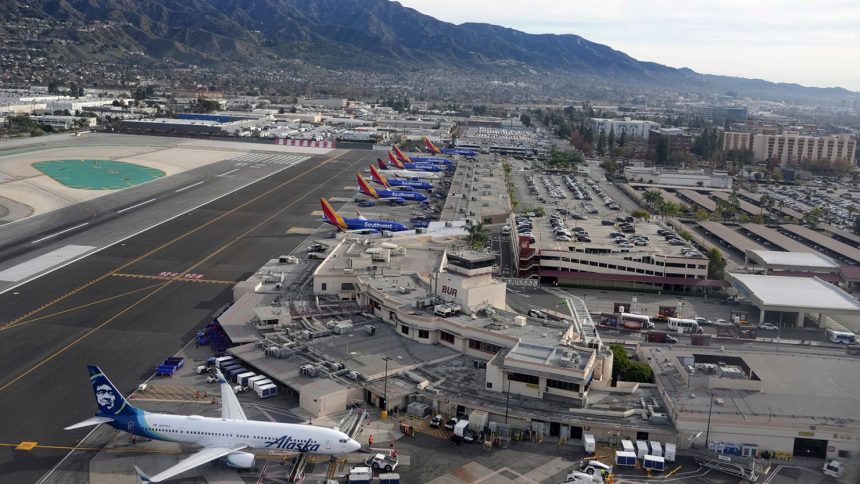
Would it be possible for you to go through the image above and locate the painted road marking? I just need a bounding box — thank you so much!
[310,210,323,216]
[116,198,156,214]
[30,224,89,244]
[0,245,95,281]
[286,227,318,235]
[16,442,38,450]
[175,181,204,192]
[112,273,235,285]
[218,168,239,177]
[0,151,358,394]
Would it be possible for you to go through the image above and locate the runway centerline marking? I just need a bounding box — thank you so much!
[30,223,89,244]
[218,169,240,177]
[175,181,204,192]
[1,151,367,392]
[116,198,157,214]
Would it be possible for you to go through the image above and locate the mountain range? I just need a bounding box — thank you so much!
[2,0,856,101]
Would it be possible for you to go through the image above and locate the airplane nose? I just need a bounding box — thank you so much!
[350,439,362,452]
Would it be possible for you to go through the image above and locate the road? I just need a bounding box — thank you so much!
[0,148,373,483]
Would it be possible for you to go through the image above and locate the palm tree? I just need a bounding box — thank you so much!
[643,190,664,211]
[466,222,489,249]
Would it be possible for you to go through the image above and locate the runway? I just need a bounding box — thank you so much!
[0,147,371,483]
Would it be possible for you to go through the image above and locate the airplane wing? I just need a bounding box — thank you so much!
[345,228,379,234]
[216,369,247,421]
[64,416,114,430]
[137,445,248,482]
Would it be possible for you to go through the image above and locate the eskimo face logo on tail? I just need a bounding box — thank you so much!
[94,382,117,411]
[265,435,321,452]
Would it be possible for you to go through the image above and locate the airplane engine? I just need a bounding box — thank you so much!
[225,451,255,469]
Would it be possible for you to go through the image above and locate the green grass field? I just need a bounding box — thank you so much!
[33,159,165,190]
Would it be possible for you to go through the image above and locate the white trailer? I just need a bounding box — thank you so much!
[636,440,649,459]
[649,440,663,457]
[251,378,273,392]
[454,419,469,437]
[583,433,596,454]
[621,439,635,453]
[664,442,676,462]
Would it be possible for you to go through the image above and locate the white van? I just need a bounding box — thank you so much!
[501,225,511,236]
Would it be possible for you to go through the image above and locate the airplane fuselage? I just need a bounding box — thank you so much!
[324,217,410,232]
[106,410,356,454]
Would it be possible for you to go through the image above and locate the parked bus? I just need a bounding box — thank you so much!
[620,313,654,330]
[826,329,857,344]
[667,317,703,334]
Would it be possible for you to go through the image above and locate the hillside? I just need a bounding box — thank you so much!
[1,0,855,101]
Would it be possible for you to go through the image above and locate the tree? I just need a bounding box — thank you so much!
[707,248,726,279]
[803,207,824,226]
[618,130,626,147]
[466,222,489,249]
[607,128,615,150]
[609,344,653,384]
[693,208,709,221]
[596,131,606,156]
[631,209,650,220]
[643,190,664,211]
[519,113,531,127]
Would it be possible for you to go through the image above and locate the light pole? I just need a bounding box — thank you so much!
[381,356,392,419]
[504,375,511,424]
[704,394,714,448]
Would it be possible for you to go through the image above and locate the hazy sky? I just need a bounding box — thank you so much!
[397,0,860,92]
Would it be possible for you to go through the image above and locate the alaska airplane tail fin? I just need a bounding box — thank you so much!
[377,158,388,169]
[423,137,441,154]
[87,365,139,418]
[369,165,390,187]
[388,152,405,169]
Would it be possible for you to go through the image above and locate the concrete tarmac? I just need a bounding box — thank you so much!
[0,148,372,483]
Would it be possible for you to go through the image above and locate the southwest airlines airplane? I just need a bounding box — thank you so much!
[66,366,360,482]
[369,164,433,191]
[320,198,410,233]
[357,174,427,204]
[375,158,440,180]
[423,137,477,158]
[392,145,452,166]
[386,152,442,172]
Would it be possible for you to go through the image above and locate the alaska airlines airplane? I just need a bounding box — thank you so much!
[357,174,427,204]
[392,145,453,166]
[376,158,441,180]
[369,164,433,191]
[320,198,409,233]
[66,366,360,482]
[387,152,442,172]
[423,137,477,158]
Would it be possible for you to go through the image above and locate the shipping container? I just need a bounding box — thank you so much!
[256,383,277,398]
[469,410,489,431]
[643,455,665,471]
[236,372,256,387]
[214,356,234,368]
[583,433,596,453]
[649,440,663,457]
[615,451,637,466]
[664,442,676,462]
[621,440,635,453]
[636,440,649,459]
[251,378,273,391]
[246,375,268,388]
[379,473,400,484]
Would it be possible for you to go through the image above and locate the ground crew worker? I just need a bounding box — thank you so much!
[369,435,374,446]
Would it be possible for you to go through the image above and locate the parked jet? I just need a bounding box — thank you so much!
[387,152,442,172]
[392,145,453,167]
[320,198,409,233]
[357,174,427,204]
[376,158,441,180]
[423,137,477,158]
[369,164,433,191]
[66,366,361,483]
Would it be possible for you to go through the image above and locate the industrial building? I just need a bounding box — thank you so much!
[644,345,860,462]
[119,117,262,136]
[30,115,97,130]
[624,167,733,189]
[703,106,748,123]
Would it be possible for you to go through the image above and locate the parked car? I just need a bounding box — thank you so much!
[759,323,779,331]
[694,317,712,326]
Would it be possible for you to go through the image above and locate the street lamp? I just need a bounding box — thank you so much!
[381,356,392,419]
[704,394,714,448]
